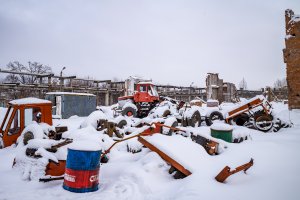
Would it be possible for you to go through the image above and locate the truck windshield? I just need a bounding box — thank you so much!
[1,107,13,132]
[150,85,159,97]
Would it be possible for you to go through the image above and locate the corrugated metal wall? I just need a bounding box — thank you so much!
[45,94,96,119]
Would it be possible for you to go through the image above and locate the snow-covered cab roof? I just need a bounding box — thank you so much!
[9,97,52,105]
[137,81,154,85]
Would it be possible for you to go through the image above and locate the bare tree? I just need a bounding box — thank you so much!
[0,74,6,83]
[4,61,52,84]
[274,78,287,89]
[239,77,247,90]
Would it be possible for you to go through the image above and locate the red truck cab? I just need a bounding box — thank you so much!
[134,82,159,103]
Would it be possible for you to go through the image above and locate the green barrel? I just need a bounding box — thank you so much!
[210,124,233,143]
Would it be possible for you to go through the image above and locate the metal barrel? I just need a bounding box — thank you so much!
[211,128,233,143]
[63,148,101,193]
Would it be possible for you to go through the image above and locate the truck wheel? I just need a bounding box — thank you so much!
[165,121,178,136]
[23,131,34,145]
[205,111,224,126]
[272,118,282,132]
[117,119,127,129]
[254,110,273,121]
[230,113,249,126]
[162,109,171,117]
[122,107,137,117]
[187,110,201,127]
[255,115,273,132]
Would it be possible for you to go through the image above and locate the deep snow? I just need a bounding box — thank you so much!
[0,103,300,200]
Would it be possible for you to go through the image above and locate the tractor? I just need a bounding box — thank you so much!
[118,82,161,118]
[0,97,65,148]
[117,81,203,128]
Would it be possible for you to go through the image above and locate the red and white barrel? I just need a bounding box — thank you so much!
[63,142,101,193]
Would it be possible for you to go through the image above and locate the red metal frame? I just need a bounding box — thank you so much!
[225,98,272,123]
[133,83,159,103]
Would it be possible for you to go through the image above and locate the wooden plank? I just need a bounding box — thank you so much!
[138,136,192,176]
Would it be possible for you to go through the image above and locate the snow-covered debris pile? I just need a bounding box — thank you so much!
[211,122,233,131]
[142,134,211,173]
[13,125,115,180]
[182,106,200,119]
[148,100,178,118]
[162,117,178,135]
[80,110,108,129]
[14,139,66,181]
[16,122,55,147]
[97,106,115,119]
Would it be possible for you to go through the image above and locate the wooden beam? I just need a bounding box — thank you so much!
[0,68,54,77]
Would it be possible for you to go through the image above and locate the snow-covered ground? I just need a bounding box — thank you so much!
[0,103,300,200]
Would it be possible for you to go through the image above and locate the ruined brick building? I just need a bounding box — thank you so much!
[283,9,300,109]
[206,73,238,103]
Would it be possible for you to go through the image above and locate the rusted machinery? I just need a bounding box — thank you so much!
[215,158,254,183]
[118,82,160,118]
[35,122,217,180]
[137,124,253,181]
[117,82,195,125]
[96,119,126,138]
[39,124,163,181]
[20,121,253,183]
[0,98,68,148]
[208,97,285,132]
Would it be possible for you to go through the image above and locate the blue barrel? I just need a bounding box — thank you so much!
[63,148,101,193]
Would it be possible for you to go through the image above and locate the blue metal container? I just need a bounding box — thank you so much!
[63,148,101,193]
[45,92,96,119]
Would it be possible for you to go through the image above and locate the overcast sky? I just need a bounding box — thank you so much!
[0,0,299,89]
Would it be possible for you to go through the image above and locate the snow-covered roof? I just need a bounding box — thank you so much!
[9,97,51,105]
[138,81,154,85]
[207,99,219,103]
[190,97,205,103]
[46,92,95,96]
[291,14,300,23]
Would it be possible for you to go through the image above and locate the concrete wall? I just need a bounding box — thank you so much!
[206,73,237,103]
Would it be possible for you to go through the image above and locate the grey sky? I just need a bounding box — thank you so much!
[0,0,299,89]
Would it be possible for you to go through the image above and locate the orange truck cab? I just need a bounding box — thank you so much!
[134,82,159,103]
[118,82,160,117]
[0,98,53,148]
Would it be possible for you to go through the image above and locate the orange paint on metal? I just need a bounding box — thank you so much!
[138,136,192,176]
[0,101,53,147]
[215,158,254,183]
[226,98,271,123]
[45,160,66,176]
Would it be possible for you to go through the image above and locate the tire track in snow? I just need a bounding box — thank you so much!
[96,174,152,200]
